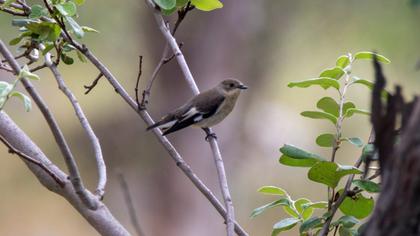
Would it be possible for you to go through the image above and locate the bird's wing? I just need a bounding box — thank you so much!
[160,91,225,135]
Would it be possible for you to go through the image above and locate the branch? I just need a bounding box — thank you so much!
[118,172,147,236]
[0,39,98,210]
[135,56,143,109]
[84,73,103,95]
[69,40,248,236]
[0,134,65,187]
[144,1,236,235]
[0,111,130,236]
[44,47,107,199]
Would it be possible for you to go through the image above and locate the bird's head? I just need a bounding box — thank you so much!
[219,79,248,94]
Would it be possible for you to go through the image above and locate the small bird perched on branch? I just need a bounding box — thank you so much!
[147,78,247,139]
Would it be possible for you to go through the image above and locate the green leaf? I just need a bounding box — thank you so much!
[345,108,370,117]
[339,226,358,236]
[301,111,338,124]
[299,217,323,234]
[271,218,300,236]
[154,0,176,10]
[29,4,48,18]
[9,91,31,111]
[316,133,335,147]
[74,0,85,5]
[176,0,189,7]
[308,162,363,188]
[161,6,177,15]
[0,0,14,8]
[282,205,299,218]
[317,97,339,117]
[19,65,40,80]
[343,102,356,116]
[191,0,223,11]
[27,22,61,42]
[9,37,22,46]
[251,198,291,218]
[258,186,287,196]
[294,198,312,220]
[55,2,77,16]
[288,77,340,90]
[342,137,364,148]
[319,67,345,80]
[76,51,87,63]
[339,191,374,219]
[42,43,55,55]
[354,51,391,64]
[0,81,13,98]
[81,26,99,33]
[352,77,374,90]
[332,215,359,228]
[302,201,328,210]
[12,19,39,27]
[61,53,74,65]
[361,144,376,162]
[336,55,350,69]
[352,179,380,193]
[279,144,326,167]
[65,16,84,38]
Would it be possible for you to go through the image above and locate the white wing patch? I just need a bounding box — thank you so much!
[180,107,199,121]
[158,120,177,130]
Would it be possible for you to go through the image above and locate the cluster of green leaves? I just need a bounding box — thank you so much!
[0,65,40,112]
[7,0,97,65]
[154,0,223,15]
[253,52,388,236]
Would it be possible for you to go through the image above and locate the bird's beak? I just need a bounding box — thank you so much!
[238,84,248,90]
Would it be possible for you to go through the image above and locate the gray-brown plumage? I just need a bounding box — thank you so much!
[147,79,247,136]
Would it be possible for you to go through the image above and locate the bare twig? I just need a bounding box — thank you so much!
[44,47,107,199]
[0,39,98,210]
[84,73,104,95]
[0,112,130,236]
[0,134,65,187]
[144,1,236,235]
[118,172,147,236]
[135,56,143,109]
[30,63,47,72]
[69,40,248,235]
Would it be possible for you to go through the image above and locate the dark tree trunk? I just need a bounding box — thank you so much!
[362,58,420,236]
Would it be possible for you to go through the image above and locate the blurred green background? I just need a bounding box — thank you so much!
[0,0,420,235]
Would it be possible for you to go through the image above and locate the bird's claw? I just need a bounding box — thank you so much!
[205,132,217,141]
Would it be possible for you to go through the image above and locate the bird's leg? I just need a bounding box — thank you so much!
[202,128,217,141]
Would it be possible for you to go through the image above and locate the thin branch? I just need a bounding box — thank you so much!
[30,63,47,73]
[135,56,143,109]
[144,1,236,235]
[118,172,147,236]
[84,73,104,95]
[0,39,98,210]
[0,112,130,236]
[44,47,107,199]
[69,40,248,236]
[0,134,65,187]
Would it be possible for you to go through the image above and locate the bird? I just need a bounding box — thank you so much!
[146,78,247,139]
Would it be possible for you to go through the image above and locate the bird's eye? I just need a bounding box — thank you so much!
[229,83,234,88]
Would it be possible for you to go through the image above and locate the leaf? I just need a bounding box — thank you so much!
[176,0,189,7]
[271,218,301,236]
[339,191,375,219]
[161,6,177,15]
[55,1,77,16]
[299,217,323,234]
[294,198,312,220]
[12,19,39,27]
[352,179,380,193]
[343,102,356,116]
[288,78,340,90]
[339,226,358,236]
[191,0,223,11]
[65,16,84,38]
[342,137,364,148]
[317,97,339,117]
[251,198,291,218]
[308,162,362,188]
[29,4,48,18]
[279,144,326,167]
[361,144,376,162]
[19,65,40,80]
[319,67,345,80]
[354,51,391,64]
[74,0,85,5]
[257,186,287,196]
[345,108,370,117]
[316,133,335,147]
[0,81,13,98]
[9,37,22,46]
[336,55,350,69]
[61,53,74,65]
[0,0,14,8]
[331,215,359,228]
[76,51,87,63]
[81,26,99,33]
[154,0,176,10]
[301,111,338,124]
[27,22,61,42]
[42,43,55,55]
[352,77,374,90]
[9,91,31,111]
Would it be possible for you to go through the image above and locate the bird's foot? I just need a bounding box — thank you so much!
[203,128,217,141]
